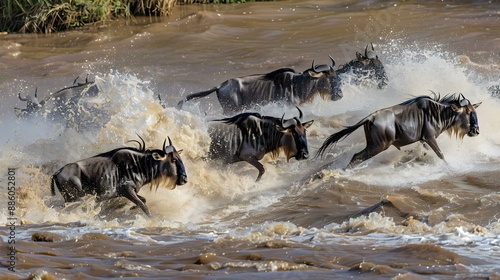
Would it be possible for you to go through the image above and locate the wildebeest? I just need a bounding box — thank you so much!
[14,88,45,117]
[209,107,314,181]
[14,76,104,131]
[177,57,342,115]
[15,76,99,119]
[316,93,480,168]
[50,137,187,216]
[336,43,388,89]
[488,85,500,98]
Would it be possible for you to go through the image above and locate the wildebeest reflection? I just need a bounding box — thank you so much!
[336,43,388,89]
[51,137,187,216]
[177,57,342,115]
[316,93,480,168]
[209,108,314,181]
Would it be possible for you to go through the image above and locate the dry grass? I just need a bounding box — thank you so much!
[1,0,176,33]
[1,0,272,33]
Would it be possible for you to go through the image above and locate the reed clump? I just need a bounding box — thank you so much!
[2,0,262,33]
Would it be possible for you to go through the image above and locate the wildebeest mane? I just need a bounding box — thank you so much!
[92,135,152,158]
[92,147,144,158]
[212,112,262,125]
[213,112,262,145]
[262,68,296,80]
[399,92,462,107]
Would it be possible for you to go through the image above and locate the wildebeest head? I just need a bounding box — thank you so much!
[144,137,187,191]
[338,43,388,89]
[305,56,343,101]
[14,88,46,117]
[276,107,314,161]
[447,93,481,138]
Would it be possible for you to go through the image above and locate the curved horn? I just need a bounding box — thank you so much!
[127,139,142,150]
[164,137,174,154]
[296,106,303,120]
[329,55,336,68]
[459,93,469,107]
[18,92,27,101]
[34,88,38,98]
[128,135,144,151]
[311,60,318,72]
[365,43,377,59]
[281,113,286,128]
[73,76,80,85]
[136,134,146,151]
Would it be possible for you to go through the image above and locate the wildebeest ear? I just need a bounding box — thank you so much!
[152,152,166,161]
[473,102,482,109]
[302,120,314,128]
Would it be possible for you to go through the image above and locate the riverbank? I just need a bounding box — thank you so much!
[0,0,270,33]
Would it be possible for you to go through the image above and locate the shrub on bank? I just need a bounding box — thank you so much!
[1,0,267,33]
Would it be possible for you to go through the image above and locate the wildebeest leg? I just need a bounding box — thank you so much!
[57,176,85,202]
[137,195,147,204]
[245,157,265,182]
[118,183,151,217]
[423,137,445,160]
[130,195,147,211]
[347,146,387,168]
[347,122,393,168]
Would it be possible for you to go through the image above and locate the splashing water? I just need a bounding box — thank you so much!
[1,43,499,279]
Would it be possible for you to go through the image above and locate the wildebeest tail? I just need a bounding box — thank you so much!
[50,169,61,196]
[315,118,369,158]
[176,87,218,109]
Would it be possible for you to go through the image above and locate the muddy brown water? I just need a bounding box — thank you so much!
[1,0,499,279]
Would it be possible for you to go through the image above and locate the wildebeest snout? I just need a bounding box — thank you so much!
[177,174,188,185]
[332,88,343,101]
[468,111,479,137]
[468,126,479,137]
[295,150,309,160]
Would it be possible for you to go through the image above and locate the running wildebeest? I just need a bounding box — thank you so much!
[336,43,388,89]
[51,137,187,216]
[177,57,342,115]
[14,76,99,119]
[209,107,314,181]
[14,76,105,131]
[316,93,480,168]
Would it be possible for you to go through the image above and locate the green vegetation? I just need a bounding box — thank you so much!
[0,0,268,33]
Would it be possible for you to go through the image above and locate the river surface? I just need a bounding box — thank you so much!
[1,0,500,279]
